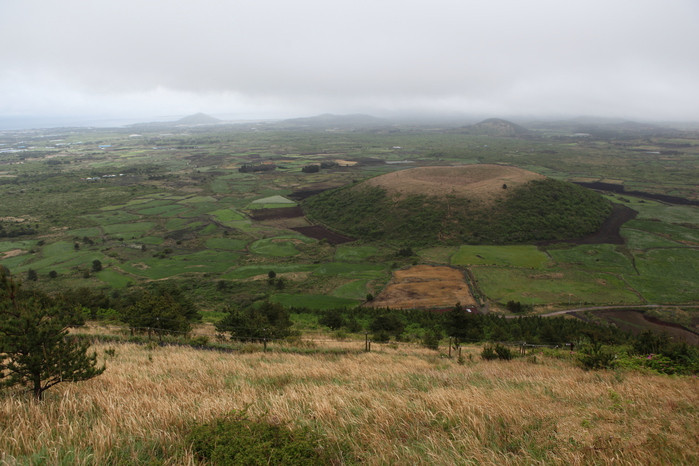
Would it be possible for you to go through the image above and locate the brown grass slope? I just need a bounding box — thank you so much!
[364,164,544,204]
[1,342,697,465]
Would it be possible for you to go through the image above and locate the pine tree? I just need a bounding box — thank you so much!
[0,272,104,400]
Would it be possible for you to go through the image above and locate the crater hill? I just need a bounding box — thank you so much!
[303,165,613,245]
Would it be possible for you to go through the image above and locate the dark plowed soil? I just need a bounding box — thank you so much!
[541,203,637,245]
[574,182,699,206]
[291,226,354,244]
[249,206,304,220]
[288,189,331,201]
[592,310,699,345]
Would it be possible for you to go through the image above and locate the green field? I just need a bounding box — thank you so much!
[472,266,642,306]
[270,293,360,309]
[249,238,301,257]
[334,245,378,262]
[625,248,699,302]
[547,244,636,274]
[451,245,550,269]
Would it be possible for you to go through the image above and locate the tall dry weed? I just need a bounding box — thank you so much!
[0,342,696,464]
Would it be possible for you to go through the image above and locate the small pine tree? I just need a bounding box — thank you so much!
[0,272,104,400]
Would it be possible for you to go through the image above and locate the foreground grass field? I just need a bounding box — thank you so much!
[1,342,696,465]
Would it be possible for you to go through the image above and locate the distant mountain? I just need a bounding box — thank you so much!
[460,118,530,137]
[275,113,389,130]
[174,113,221,125]
[526,117,686,138]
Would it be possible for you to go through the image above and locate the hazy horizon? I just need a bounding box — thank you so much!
[2,0,699,129]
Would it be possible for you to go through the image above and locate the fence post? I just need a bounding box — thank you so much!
[263,338,267,352]
[365,332,369,352]
[448,337,452,358]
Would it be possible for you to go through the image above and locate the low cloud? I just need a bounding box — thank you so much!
[2,0,698,122]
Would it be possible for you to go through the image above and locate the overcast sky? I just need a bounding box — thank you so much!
[1,0,698,126]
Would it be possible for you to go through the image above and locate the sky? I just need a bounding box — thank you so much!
[1,0,699,127]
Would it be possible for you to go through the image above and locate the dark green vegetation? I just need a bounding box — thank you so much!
[304,178,612,245]
[0,272,104,399]
[0,118,697,320]
[188,412,343,465]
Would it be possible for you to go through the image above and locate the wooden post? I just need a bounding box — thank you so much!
[448,337,452,358]
[263,338,267,352]
[365,332,369,352]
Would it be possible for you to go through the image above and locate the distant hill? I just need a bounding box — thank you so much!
[275,113,389,130]
[128,113,222,129]
[304,165,612,245]
[174,113,221,125]
[460,118,531,137]
[526,117,684,138]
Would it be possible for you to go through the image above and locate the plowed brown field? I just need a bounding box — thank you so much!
[368,265,477,309]
[364,164,544,203]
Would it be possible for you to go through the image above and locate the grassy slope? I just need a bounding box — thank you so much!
[1,342,696,464]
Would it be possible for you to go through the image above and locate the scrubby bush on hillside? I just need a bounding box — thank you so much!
[369,312,405,341]
[481,343,514,361]
[188,412,336,465]
[216,301,295,341]
[578,341,616,370]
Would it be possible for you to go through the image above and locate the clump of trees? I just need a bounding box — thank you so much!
[238,164,276,173]
[0,272,104,400]
[506,300,533,314]
[216,302,294,342]
[120,287,200,339]
[301,164,320,173]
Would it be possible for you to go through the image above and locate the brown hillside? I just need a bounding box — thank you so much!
[363,164,545,203]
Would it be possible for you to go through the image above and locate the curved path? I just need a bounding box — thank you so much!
[505,304,695,319]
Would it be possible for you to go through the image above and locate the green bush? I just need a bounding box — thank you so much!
[187,413,334,465]
[495,343,513,360]
[578,342,616,370]
[481,343,513,360]
[422,330,441,350]
[481,344,498,360]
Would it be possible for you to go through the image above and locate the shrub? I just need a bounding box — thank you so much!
[318,309,345,330]
[506,300,533,313]
[373,330,390,343]
[578,342,616,370]
[481,344,498,360]
[422,330,441,350]
[495,343,513,360]
[481,343,513,360]
[187,413,332,465]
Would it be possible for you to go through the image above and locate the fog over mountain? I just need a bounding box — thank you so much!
[1,0,698,128]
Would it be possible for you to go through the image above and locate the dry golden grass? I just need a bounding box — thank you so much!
[1,342,697,465]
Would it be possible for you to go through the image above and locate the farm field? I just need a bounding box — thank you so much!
[369,265,477,309]
[0,121,697,316]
